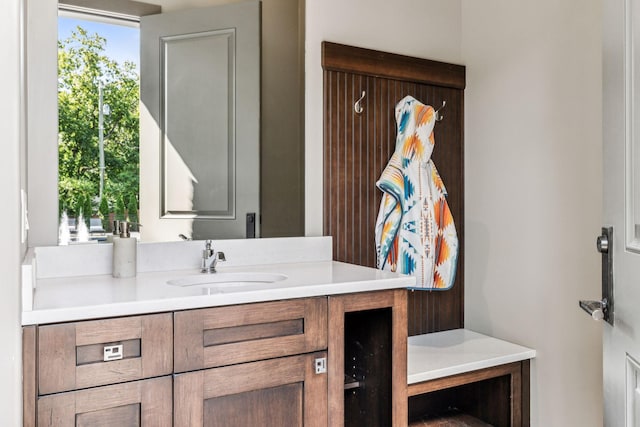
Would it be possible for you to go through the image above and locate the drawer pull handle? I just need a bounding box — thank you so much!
[103,344,124,361]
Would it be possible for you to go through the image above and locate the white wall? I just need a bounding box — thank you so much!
[26,0,58,246]
[461,1,603,426]
[0,0,25,425]
[304,0,463,236]
[305,0,603,425]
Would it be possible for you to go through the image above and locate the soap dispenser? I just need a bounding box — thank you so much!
[106,220,119,244]
[112,221,137,278]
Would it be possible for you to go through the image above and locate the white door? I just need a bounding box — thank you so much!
[602,0,640,425]
[139,1,260,241]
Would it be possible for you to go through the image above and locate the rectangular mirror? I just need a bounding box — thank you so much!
[26,0,305,246]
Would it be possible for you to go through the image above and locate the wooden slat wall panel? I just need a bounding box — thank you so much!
[323,43,465,335]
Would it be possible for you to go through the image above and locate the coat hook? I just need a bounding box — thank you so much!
[354,91,366,114]
[435,100,446,122]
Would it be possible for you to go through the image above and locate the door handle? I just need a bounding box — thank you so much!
[579,299,607,321]
[597,233,609,254]
[579,227,614,325]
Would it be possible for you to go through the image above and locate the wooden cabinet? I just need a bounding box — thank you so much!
[328,289,408,427]
[173,298,329,427]
[37,313,173,394]
[23,292,407,426]
[174,352,328,427]
[408,361,531,427]
[24,313,174,427]
[37,376,172,427]
[174,298,327,372]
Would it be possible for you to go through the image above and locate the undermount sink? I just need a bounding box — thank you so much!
[167,272,288,288]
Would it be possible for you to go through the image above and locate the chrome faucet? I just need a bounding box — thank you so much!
[201,240,226,273]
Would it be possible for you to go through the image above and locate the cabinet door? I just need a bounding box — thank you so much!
[174,351,328,427]
[174,297,327,372]
[37,376,172,427]
[38,313,173,395]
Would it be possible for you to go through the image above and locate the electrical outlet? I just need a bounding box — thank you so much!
[314,357,326,374]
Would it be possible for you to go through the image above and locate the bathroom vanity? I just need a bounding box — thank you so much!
[21,237,534,426]
[21,237,411,426]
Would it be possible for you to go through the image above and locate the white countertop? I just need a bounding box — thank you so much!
[407,329,536,384]
[22,237,415,325]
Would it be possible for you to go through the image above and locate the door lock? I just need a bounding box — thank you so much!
[579,299,607,321]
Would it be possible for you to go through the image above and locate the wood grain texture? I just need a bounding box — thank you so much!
[202,354,306,398]
[38,376,172,427]
[327,291,345,425]
[75,358,142,390]
[408,361,528,426]
[174,370,204,426]
[174,352,327,427]
[392,289,409,424]
[141,313,173,378]
[328,290,408,427]
[510,362,523,427]
[203,319,303,346]
[408,362,521,397]
[174,306,205,373]
[304,351,329,427]
[74,316,142,346]
[522,359,531,427]
[38,323,76,395]
[75,404,140,427]
[38,313,172,394]
[23,326,37,427]
[140,374,173,426]
[322,42,465,89]
[203,383,303,427]
[322,43,465,336]
[174,298,327,372]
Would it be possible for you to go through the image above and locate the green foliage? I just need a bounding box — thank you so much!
[99,197,110,231]
[58,26,139,220]
[74,194,85,223]
[59,177,95,218]
[115,196,126,222]
[127,194,139,231]
[84,196,93,226]
[72,193,91,228]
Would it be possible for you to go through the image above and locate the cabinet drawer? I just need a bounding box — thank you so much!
[37,376,172,427]
[38,313,173,395]
[174,297,327,372]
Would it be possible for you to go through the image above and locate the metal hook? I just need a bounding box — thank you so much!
[354,91,366,114]
[435,100,446,122]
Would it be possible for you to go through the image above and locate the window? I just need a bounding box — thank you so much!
[57,8,140,243]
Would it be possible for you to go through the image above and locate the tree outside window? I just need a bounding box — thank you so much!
[58,26,139,238]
